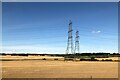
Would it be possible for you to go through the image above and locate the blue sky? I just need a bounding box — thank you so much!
[2,2,118,53]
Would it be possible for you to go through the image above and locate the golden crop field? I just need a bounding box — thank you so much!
[1,56,119,78]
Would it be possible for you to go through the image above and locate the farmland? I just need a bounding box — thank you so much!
[1,55,118,78]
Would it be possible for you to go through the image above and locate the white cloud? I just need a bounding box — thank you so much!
[97,30,101,33]
[92,30,101,34]
[2,45,65,54]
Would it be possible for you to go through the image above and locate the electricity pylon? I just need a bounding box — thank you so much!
[66,20,73,54]
[74,30,80,54]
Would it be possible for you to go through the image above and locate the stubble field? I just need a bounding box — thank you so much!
[1,56,118,78]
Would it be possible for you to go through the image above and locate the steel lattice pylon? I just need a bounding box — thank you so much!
[66,20,73,54]
[74,30,80,54]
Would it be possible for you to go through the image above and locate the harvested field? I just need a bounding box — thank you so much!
[96,57,119,61]
[1,56,119,78]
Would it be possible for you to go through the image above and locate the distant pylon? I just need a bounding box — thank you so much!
[66,20,73,54]
[74,30,80,54]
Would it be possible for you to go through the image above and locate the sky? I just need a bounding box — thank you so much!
[2,2,118,54]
